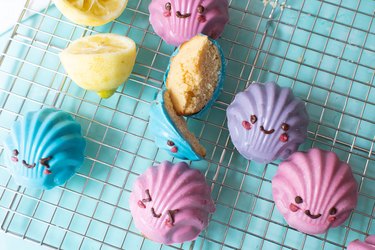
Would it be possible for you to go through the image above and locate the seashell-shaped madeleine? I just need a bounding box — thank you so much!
[348,235,375,250]
[272,148,358,235]
[129,161,215,244]
[226,82,309,163]
[149,0,229,46]
[4,108,86,190]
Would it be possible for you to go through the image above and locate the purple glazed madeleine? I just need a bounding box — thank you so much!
[226,82,309,163]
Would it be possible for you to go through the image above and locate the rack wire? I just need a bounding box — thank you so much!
[0,0,374,249]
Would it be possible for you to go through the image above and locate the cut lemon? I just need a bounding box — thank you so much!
[53,0,128,26]
[60,33,136,98]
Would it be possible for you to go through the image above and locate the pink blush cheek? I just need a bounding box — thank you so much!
[165,220,173,228]
[242,121,251,130]
[198,15,206,23]
[171,147,178,153]
[44,169,52,175]
[138,200,146,209]
[280,133,289,142]
[328,216,336,223]
[289,203,300,212]
[163,11,171,17]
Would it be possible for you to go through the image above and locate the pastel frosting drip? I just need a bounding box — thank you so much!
[149,91,202,161]
[272,148,358,235]
[129,161,215,244]
[226,82,309,163]
[163,35,226,118]
[149,0,229,46]
[348,235,375,250]
[4,108,86,190]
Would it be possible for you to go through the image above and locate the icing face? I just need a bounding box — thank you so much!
[226,82,309,163]
[137,189,179,227]
[149,0,229,46]
[166,140,178,153]
[241,114,290,142]
[163,1,205,21]
[11,149,52,175]
[289,195,338,222]
[272,149,358,235]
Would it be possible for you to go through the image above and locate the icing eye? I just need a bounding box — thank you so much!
[142,189,152,202]
[295,196,303,204]
[281,123,290,131]
[167,140,175,146]
[250,115,258,124]
[11,149,19,162]
[165,2,171,11]
[197,5,205,13]
[329,207,337,215]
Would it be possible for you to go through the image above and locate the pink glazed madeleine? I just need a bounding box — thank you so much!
[272,148,358,235]
[348,235,375,250]
[129,161,215,244]
[149,0,229,46]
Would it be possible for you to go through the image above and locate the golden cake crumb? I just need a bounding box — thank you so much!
[164,91,206,157]
[166,35,221,116]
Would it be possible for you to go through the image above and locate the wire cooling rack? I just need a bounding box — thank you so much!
[0,0,374,249]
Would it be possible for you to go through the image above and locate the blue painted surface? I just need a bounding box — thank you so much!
[0,0,374,249]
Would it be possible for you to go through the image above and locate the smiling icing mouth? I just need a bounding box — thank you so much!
[22,160,36,168]
[176,11,191,18]
[289,203,322,219]
[305,210,322,219]
[260,125,275,135]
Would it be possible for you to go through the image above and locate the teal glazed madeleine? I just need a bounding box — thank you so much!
[4,108,86,190]
[163,34,226,118]
[149,91,206,161]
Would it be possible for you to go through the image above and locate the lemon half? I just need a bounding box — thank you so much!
[54,0,128,26]
[60,33,136,98]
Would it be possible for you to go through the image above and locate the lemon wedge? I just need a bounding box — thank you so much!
[60,33,136,98]
[53,0,128,26]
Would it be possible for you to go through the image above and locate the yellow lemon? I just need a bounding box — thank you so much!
[60,33,136,98]
[53,0,128,26]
